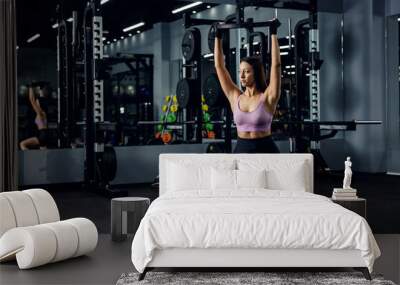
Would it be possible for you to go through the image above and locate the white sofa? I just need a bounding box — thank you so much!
[0,189,98,269]
[132,154,379,280]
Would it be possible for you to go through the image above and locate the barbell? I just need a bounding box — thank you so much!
[207,23,230,53]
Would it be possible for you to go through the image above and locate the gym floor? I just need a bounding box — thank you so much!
[1,172,399,285]
[0,234,399,285]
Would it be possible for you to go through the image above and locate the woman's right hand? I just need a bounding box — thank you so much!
[269,18,281,35]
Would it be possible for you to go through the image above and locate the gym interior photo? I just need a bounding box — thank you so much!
[1,0,399,284]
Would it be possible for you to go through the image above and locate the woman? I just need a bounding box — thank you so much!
[20,84,48,150]
[214,19,281,153]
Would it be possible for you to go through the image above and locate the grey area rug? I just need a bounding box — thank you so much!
[116,272,396,285]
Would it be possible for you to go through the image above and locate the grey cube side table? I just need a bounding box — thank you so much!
[111,197,150,242]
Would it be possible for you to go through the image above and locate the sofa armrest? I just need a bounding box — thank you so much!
[0,218,98,269]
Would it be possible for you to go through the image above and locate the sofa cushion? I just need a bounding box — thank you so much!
[0,196,17,237]
[0,189,60,239]
[1,191,39,228]
[0,189,98,269]
[24,189,60,224]
[0,218,98,269]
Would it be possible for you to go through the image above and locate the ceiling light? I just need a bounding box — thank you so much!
[280,52,289,55]
[103,37,106,41]
[107,41,110,44]
[113,39,117,42]
[172,1,202,14]
[52,23,59,29]
[128,33,132,37]
[136,30,140,34]
[121,36,124,39]
[101,0,110,4]
[27,34,40,43]
[192,10,196,14]
[123,22,145,32]
[207,5,211,9]
[203,53,213,58]
[67,17,73,22]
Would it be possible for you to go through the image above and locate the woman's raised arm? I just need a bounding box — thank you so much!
[265,19,281,107]
[214,28,241,102]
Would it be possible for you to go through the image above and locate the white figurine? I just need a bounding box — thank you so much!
[343,157,353,189]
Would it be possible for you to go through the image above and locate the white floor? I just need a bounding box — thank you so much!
[0,234,399,285]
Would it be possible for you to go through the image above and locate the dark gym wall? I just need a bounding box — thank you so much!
[385,11,399,174]
[17,48,57,88]
[105,4,308,119]
[17,48,58,145]
[153,22,171,120]
[103,1,399,174]
[320,0,400,173]
[386,0,400,16]
[318,11,345,170]
[342,0,387,173]
[105,27,160,119]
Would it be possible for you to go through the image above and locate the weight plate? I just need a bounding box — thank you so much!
[162,132,172,144]
[182,28,201,61]
[203,73,223,107]
[205,123,214,131]
[167,113,176,123]
[203,112,211,122]
[176,78,191,108]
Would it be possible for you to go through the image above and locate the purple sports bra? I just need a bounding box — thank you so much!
[35,117,47,129]
[233,93,273,132]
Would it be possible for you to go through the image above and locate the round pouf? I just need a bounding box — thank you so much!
[111,197,150,242]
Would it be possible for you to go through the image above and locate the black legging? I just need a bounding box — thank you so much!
[234,135,280,153]
[37,129,48,147]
